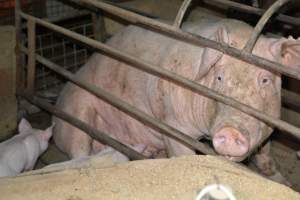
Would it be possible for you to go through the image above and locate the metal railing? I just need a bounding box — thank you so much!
[15,0,300,161]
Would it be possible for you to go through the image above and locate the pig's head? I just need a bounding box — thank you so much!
[18,118,54,152]
[194,20,300,162]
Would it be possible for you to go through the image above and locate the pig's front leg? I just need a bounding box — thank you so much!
[162,119,196,157]
[250,141,291,187]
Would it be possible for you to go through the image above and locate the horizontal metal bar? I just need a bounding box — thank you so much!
[20,92,147,161]
[205,0,300,26]
[66,0,300,81]
[20,45,215,155]
[18,13,300,143]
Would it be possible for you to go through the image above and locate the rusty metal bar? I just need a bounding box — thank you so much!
[26,19,36,93]
[173,0,193,28]
[204,0,300,26]
[66,0,300,81]
[244,0,291,52]
[20,92,147,161]
[19,12,300,142]
[15,0,25,93]
[19,45,215,155]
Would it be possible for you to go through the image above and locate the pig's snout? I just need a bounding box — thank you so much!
[212,127,249,157]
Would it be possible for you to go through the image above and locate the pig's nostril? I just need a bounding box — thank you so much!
[235,139,244,146]
[218,136,226,143]
[214,136,226,145]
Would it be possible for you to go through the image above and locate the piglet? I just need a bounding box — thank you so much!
[0,118,53,177]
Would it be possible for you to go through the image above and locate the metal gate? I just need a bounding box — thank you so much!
[15,0,300,161]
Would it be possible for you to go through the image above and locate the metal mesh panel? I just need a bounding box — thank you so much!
[2,0,94,97]
[34,18,94,95]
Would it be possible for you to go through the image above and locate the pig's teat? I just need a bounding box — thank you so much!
[212,127,249,158]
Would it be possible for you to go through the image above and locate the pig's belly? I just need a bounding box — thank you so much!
[93,97,165,154]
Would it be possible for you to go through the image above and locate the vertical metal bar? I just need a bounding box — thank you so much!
[15,0,24,94]
[243,0,291,52]
[91,12,106,41]
[173,0,193,28]
[26,19,36,93]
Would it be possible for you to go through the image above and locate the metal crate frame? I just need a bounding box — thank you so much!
[15,0,300,160]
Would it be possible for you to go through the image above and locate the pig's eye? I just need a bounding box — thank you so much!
[259,75,272,87]
[262,78,269,84]
[216,76,222,81]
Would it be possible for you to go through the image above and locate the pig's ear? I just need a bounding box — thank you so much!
[269,36,300,69]
[18,118,32,133]
[195,26,229,80]
[40,123,54,141]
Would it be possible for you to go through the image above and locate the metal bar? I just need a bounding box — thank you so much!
[244,0,291,52]
[173,0,193,28]
[19,12,300,142]
[91,12,106,41]
[20,92,147,161]
[204,0,300,26]
[26,19,36,93]
[15,0,24,93]
[20,45,215,155]
[66,0,300,81]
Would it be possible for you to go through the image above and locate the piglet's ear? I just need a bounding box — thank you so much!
[40,123,54,141]
[270,36,300,69]
[18,118,32,133]
[195,25,229,81]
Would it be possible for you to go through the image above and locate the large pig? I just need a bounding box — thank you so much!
[0,118,53,177]
[53,17,299,181]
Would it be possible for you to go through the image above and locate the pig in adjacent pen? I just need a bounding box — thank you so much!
[0,118,53,177]
[53,14,300,185]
